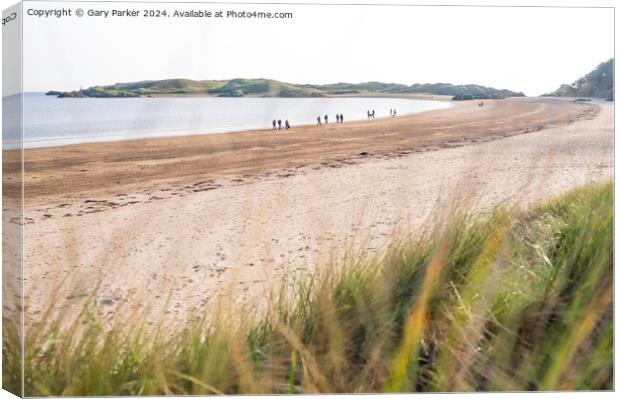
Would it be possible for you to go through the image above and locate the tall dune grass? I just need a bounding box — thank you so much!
[3,182,613,395]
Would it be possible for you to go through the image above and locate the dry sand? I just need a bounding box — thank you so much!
[7,97,612,323]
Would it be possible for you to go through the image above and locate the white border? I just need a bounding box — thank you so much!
[0,1,616,398]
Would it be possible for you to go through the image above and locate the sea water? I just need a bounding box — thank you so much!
[4,93,452,148]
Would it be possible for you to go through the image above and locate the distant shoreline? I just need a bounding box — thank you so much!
[47,78,525,100]
[6,97,597,206]
[15,95,453,149]
[42,91,454,102]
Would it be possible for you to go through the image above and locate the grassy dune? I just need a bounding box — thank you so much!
[3,182,613,395]
[53,78,525,99]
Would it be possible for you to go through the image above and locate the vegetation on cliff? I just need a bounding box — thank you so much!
[544,59,614,100]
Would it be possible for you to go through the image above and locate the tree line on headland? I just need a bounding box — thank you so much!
[544,58,614,101]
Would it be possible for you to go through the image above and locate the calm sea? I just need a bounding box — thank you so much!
[3,93,452,148]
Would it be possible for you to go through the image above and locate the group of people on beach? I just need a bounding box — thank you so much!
[272,108,399,131]
[272,119,291,130]
[317,114,345,125]
[367,109,398,119]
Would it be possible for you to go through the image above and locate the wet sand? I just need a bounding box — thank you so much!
[9,97,593,206]
[6,97,613,323]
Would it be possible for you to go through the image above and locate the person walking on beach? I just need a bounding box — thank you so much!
[324,114,329,124]
[372,110,375,119]
[340,113,344,123]
[272,119,277,129]
[317,116,322,126]
[367,110,371,119]
[277,119,282,130]
[285,119,290,129]
[389,109,393,117]
[336,114,340,123]
[392,109,396,117]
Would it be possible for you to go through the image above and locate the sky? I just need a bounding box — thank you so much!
[19,1,614,96]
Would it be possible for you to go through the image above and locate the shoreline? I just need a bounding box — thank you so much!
[17,95,455,150]
[8,97,598,208]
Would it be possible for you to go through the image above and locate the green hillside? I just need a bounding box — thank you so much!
[55,79,226,98]
[544,59,614,100]
[208,79,324,97]
[53,78,524,100]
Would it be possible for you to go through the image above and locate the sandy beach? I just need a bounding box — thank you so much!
[8,97,612,323]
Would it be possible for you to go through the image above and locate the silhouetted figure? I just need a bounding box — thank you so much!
[277,119,282,130]
[340,114,344,123]
[285,120,290,129]
[336,114,340,123]
[392,109,396,117]
[367,110,371,119]
[317,116,322,126]
[272,119,277,129]
[372,110,375,119]
[324,114,328,124]
[389,109,393,116]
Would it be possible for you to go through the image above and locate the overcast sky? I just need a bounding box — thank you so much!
[21,2,614,96]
